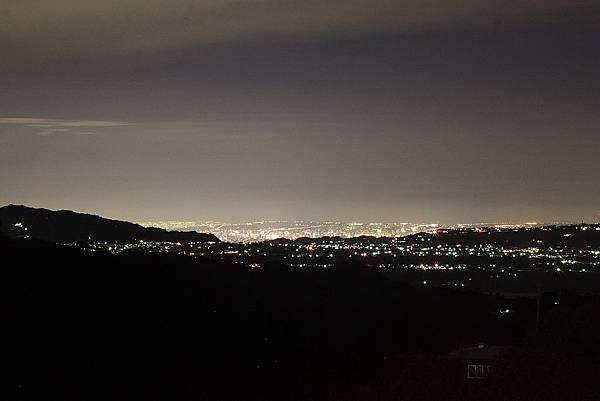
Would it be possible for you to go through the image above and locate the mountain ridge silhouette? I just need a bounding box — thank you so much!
[0,204,219,243]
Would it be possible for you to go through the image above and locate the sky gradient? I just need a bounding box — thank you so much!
[1,1,599,223]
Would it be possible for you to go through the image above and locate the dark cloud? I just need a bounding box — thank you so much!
[2,0,598,60]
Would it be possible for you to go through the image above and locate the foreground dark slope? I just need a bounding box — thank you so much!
[3,236,598,400]
[0,204,219,243]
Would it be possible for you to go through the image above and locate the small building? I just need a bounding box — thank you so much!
[450,343,510,379]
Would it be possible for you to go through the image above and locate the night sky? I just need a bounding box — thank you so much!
[1,1,599,223]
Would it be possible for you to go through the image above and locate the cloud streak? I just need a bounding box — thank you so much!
[37,128,71,136]
[0,117,133,136]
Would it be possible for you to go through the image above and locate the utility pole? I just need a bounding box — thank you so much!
[535,285,542,332]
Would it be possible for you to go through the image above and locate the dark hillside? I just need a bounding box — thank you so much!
[0,204,219,243]
[2,237,529,400]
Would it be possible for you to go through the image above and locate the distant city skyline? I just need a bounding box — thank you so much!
[1,201,596,228]
[138,219,548,242]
